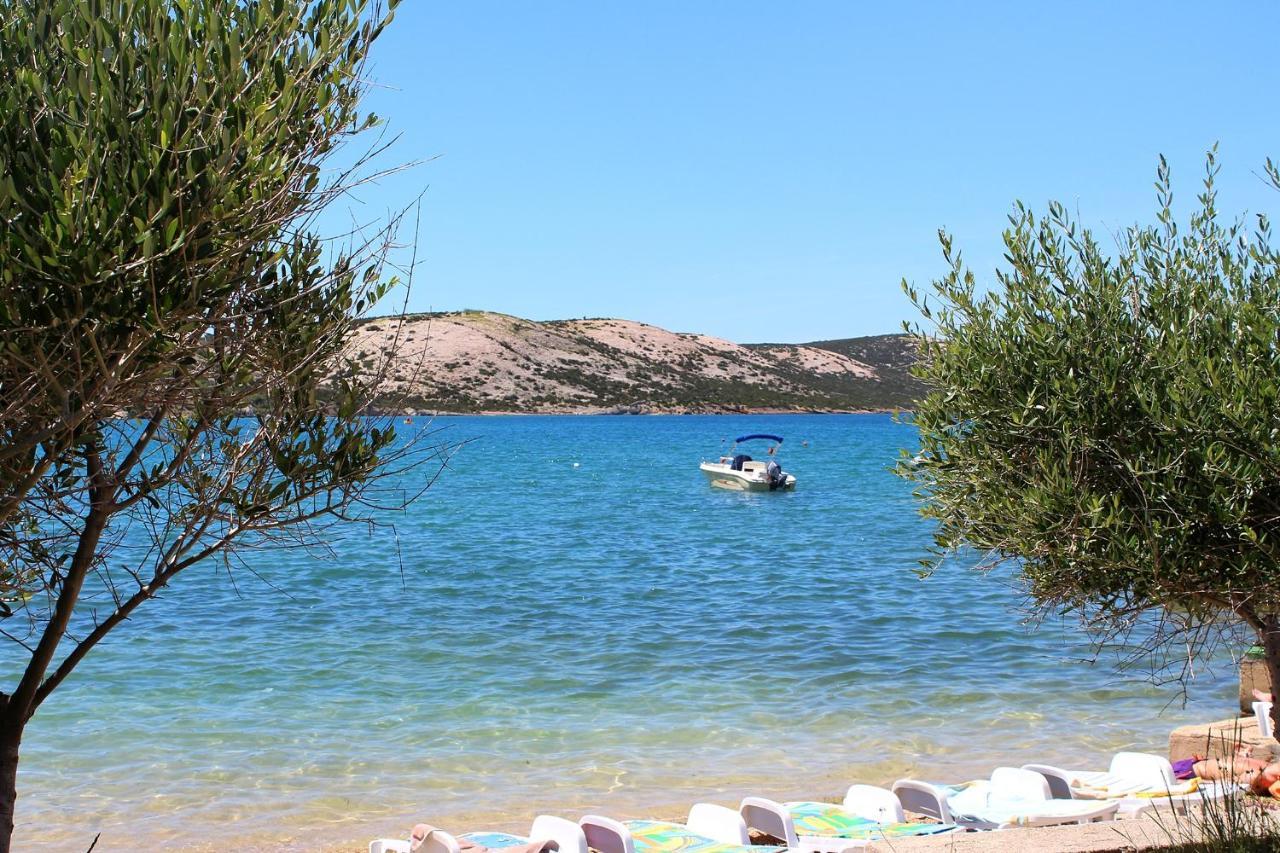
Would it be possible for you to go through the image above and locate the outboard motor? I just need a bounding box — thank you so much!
[766,460,787,490]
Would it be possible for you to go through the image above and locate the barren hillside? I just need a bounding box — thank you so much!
[336,311,921,413]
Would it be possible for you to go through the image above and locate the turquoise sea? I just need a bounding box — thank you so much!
[14,414,1233,851]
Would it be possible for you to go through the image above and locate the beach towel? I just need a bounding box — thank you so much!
[461,832,560,852]
[947,783,1114,827]
[781,802,955,840]
[1068,775,1200,800]
[622,820,785,853]
[1132,778,1200,798]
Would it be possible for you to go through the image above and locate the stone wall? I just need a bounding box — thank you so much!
[1169,716,1276,762]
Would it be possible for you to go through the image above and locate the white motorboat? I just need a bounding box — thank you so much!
[699,433,797,492]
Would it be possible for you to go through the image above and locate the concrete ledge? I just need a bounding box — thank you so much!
[1168,716,1277,762]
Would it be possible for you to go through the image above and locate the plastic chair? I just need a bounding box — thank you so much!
[578,815,635,853]
[738,797,799,847]
[1025,754,1221,819]
[1256,700,1274,739]
[895,770,1120,831]
[530,815,590,853]
[1051,751,1175,795]
[419,832,463,853]
[990,766,1051,801]
[1109,752,1176,789]
[581,804,754,853]
[685,803,752,844]
[841,784,905,824]
[1021,763,1075,800]
[737,797,872,852]
[889,779,953,823]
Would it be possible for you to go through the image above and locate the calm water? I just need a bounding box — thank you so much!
[13,415,1233,850]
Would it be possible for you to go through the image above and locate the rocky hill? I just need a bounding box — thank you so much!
[338,311,923,414]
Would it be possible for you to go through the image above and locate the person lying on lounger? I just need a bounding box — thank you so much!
[1175,743,1280,797]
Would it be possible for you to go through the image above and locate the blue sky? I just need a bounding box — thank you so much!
[341,2,1280,343]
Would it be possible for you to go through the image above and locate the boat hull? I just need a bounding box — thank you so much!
[699,462,796,492]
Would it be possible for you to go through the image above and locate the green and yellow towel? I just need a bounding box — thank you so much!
[783,802,956,840]
[623,820,785,853]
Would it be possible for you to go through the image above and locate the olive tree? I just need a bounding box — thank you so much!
[0,1,441,849]
[900,150,1280,732]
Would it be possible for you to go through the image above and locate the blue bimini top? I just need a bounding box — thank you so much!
[735,433,783,444]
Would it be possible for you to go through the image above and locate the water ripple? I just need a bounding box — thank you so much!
[9,414,1232,850]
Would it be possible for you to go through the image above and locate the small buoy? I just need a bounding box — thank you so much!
[572,462,580,468]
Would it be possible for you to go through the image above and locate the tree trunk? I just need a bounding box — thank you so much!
[1261,618,1280,742]
[0,721,22,853]
[0,444,110,853]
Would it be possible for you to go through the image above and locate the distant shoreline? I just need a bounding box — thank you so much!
[342,312,923,415]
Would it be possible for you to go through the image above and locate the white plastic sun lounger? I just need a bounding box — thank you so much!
[370,815,587,853]
[1022,751,1231,818]
[738,787,958,850]
[891,767,1120,830]
[580,804,807,853]
[1255,700,1273,739]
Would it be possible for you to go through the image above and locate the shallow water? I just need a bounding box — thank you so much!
[11,414,1234,850]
